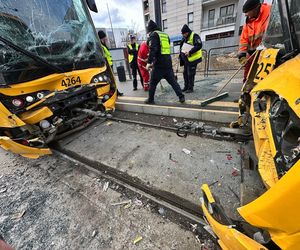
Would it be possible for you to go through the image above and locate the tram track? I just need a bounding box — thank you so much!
[50,111,251,242]
[52,144,209,237]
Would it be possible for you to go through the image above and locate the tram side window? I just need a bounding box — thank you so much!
[263,0,284,49]
[289,0,300,48]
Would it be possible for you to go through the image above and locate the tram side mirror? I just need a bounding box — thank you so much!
[86,0,98,13]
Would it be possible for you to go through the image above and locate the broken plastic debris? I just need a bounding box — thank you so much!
[111,200,132,206]
[182,148,192,156]
[158,207,165,216]
[0,186,7,194]
[134,199,143,206]
[169,153,178,163]
[226,154,233,160]
[133,236,143,245]
[11,210,26,220]
[103,182,109,192]
[92,230,97,238]
[195,235,201,244]
[190,223,197,232]
[231,170,239,177]
[124,203,132,209]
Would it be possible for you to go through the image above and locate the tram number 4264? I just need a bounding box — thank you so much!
[255,62,274,82]
[61,76,81,87]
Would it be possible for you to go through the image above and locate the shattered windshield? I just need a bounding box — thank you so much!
[0,0,105,85]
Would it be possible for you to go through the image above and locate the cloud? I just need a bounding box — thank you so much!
[90,0,145,30]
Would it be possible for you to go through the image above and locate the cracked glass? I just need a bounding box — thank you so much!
[0,0,105,85]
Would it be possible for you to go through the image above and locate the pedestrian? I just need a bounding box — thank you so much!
[145,20,185,104]
[98,30,123,96]
[127,35,144,90]
[179,24,202,93]
[137,41,150,91]
[238,0,271,83]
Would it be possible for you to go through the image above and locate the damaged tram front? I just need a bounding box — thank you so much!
[0,0,117,158]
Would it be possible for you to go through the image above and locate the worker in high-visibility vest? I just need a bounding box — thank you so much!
[238,0,271,83]
[145,20,185,104]
[179,24,202,93]
[98,30,123,96]
[127,35,144,91]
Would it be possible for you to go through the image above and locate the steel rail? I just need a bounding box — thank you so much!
[52,146,207,228]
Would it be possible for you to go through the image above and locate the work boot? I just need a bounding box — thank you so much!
[179,95,185,103]
[117,90,124,96]
[181,86,188,92]
[133,88,137,91]
[144,99,155,104]
[185,89,193,93]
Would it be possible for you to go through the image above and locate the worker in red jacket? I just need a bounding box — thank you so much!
[238,0,271,83]
[137,41,150,91]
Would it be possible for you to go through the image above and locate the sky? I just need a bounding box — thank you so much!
[90,0,145,31]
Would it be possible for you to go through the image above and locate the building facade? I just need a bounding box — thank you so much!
[142,0,249,49]
[96,28,129,48]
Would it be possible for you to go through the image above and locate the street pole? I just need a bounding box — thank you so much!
[106,3,116,48]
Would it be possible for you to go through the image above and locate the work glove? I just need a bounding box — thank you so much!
[146,63,153,71]
[238,52,247,66]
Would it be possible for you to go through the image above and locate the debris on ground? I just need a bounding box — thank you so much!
[92,230,97,238]
[173,118,178,123]
[182,148,192,156]
[169,153,178,163]
[11,210,26,220]
[133,236,143,245]
[231,169,240,177]
[208,180,218,187]
[0,186,7,194]
[226,154,233,160]
[103,181,109,192]
[133,199,143,206]
[190,223,198,232]
[158,207,166,216]
[111,200,132,206]
[106,121,113,126]
[124,203,132,209]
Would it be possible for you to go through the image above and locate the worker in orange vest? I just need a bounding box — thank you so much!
[238,0,271,83]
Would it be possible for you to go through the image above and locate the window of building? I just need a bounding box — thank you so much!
[220,4,234,17]
[162,0,167,13]
[162,19,168,30]
[205,31,234,41]
[188,12,193,28]
[187,0,193,5]
[208,9,215,27]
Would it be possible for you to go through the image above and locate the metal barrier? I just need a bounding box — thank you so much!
[206,45,239,77]
[110,45,240,80]
[171,49,208,77]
